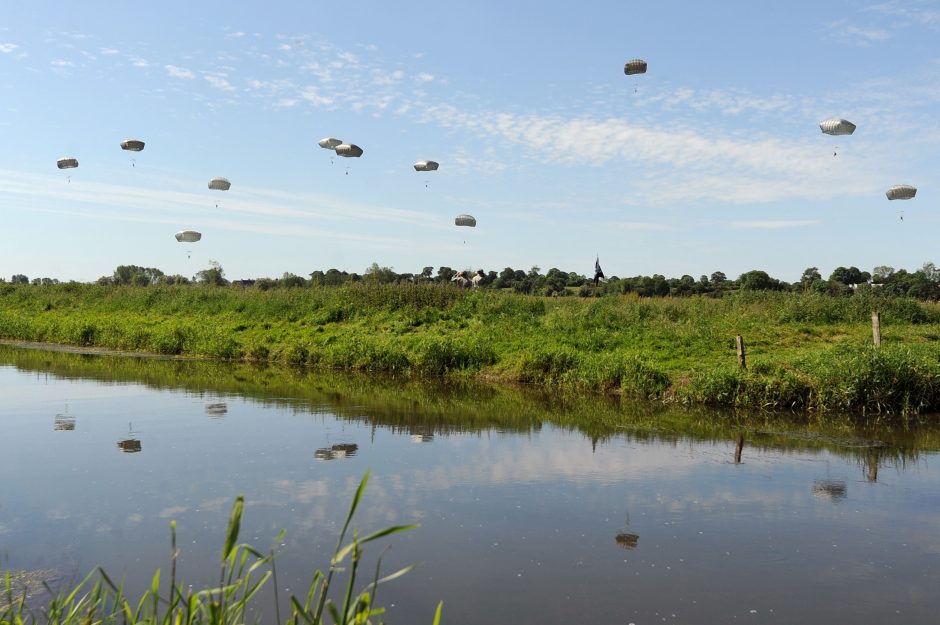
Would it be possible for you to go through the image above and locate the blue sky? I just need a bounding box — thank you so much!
[2,1,939,282]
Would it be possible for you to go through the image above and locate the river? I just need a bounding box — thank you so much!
[2,344,939,624]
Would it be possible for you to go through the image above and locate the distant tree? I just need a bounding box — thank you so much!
[419,266,434,282]
[738,270,782,291]
[365,263,398,284]
[281,272,306,288]
[871,266,895,283]
[436,266,455,282]
[829,266,870,286]
[709,271,727,285]
[800,267,822,287]
[112,265,164,286]
[196,261,228,286]
[308,270,326,285]
[11,274,28,284]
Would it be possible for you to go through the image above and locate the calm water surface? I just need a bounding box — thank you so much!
[2,345,940,624]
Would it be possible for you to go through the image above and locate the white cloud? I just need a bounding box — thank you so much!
[298,86,333,106]
[204,73,235,91]
[0,43,18,54]
[415,72,435,83]
[730,220,821,229]
[100,47,119,55]
[226,31,246,39]
[165,64,195,79]
[131,57,149,68]
[50,59,74,67]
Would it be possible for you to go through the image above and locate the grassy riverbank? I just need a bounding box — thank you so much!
[2,282,940,414]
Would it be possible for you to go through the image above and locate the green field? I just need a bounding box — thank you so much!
[2,282,940,414]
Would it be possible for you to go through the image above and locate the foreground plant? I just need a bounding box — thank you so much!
[1,471,442,625]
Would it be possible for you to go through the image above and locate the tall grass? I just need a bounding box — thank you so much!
[1,473,442,625]
[4,283,940,414]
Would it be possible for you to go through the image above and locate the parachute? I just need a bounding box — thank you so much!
[120,139,146,152]
[886,184,916,221]
[175,230,201,259]
[820,119,855,156]
[175,230,202,243]
[414,160,439,172]
[819,119,856,136]
[624,59,647,75]
[335,144,363,158]
[886,184,916,200]
[318,137,342,150]
[208,177,231,191]
[455,214,476,227]
[57,157,78,170]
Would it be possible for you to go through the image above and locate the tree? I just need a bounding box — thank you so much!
[436,266,455,282]
[11,274,28,284]
[738,270,781,291]
[419,267,434,282]
[872,266,895,283]
[800,267,822,287]
[364,263,397,284]
[196,261,228,286]
[829,266,870,286]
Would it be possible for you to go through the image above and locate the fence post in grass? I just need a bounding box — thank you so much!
[872,311,881,348]
[735,335,746,369]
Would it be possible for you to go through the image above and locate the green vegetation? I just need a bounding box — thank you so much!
[3,282,940,414]
[1,472,441,625]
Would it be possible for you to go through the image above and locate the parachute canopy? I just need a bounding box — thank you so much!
[819,119,856,136]
[120,139,145,152]
[335,143,363,158]
[208,177,231,191]
[175,230,202,243]
[57,157,78,170]
[886,185,917,200]
[624,59,647,75]
[414,160,440,172]
[455,214,476,227]
[318,137,342,150]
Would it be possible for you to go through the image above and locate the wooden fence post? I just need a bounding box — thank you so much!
[872,311,881,347]
[734,435,744,464]
[735,335,746,369]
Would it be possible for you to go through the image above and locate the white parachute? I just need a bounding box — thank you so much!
[318,137,342,150]
[335,144,363,158]
[819,119,856,136]
[886,184,917,221]
[175,230,201,259]
[57,157,78,170]
[455,214,476,227]
[120,139,146,152]
[413,160,439,172]
[175,230,202,243]
[624,59,647,75]
[208,177,231,191]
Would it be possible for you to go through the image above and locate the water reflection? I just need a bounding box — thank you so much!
[53,413,75,431]
[812,479,848,500]
[205,402,228,418]
[3,344,940,625]
[116,423,141,453]
[314,443,358,460]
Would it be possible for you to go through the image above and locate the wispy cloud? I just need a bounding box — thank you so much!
[100,47,119,55]
[0,43,18,54]
[204,73,235,91]
[165,64,195,79]
[866,1,940,29]
[826,20,892,45]
[50,59,74,67]
[130,57,149,68]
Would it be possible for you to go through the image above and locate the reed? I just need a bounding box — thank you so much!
[0,473,441,625]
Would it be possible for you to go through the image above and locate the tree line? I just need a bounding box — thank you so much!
[5,261,940,300]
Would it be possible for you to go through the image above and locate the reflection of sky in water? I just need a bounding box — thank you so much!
[2,361,940,625]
